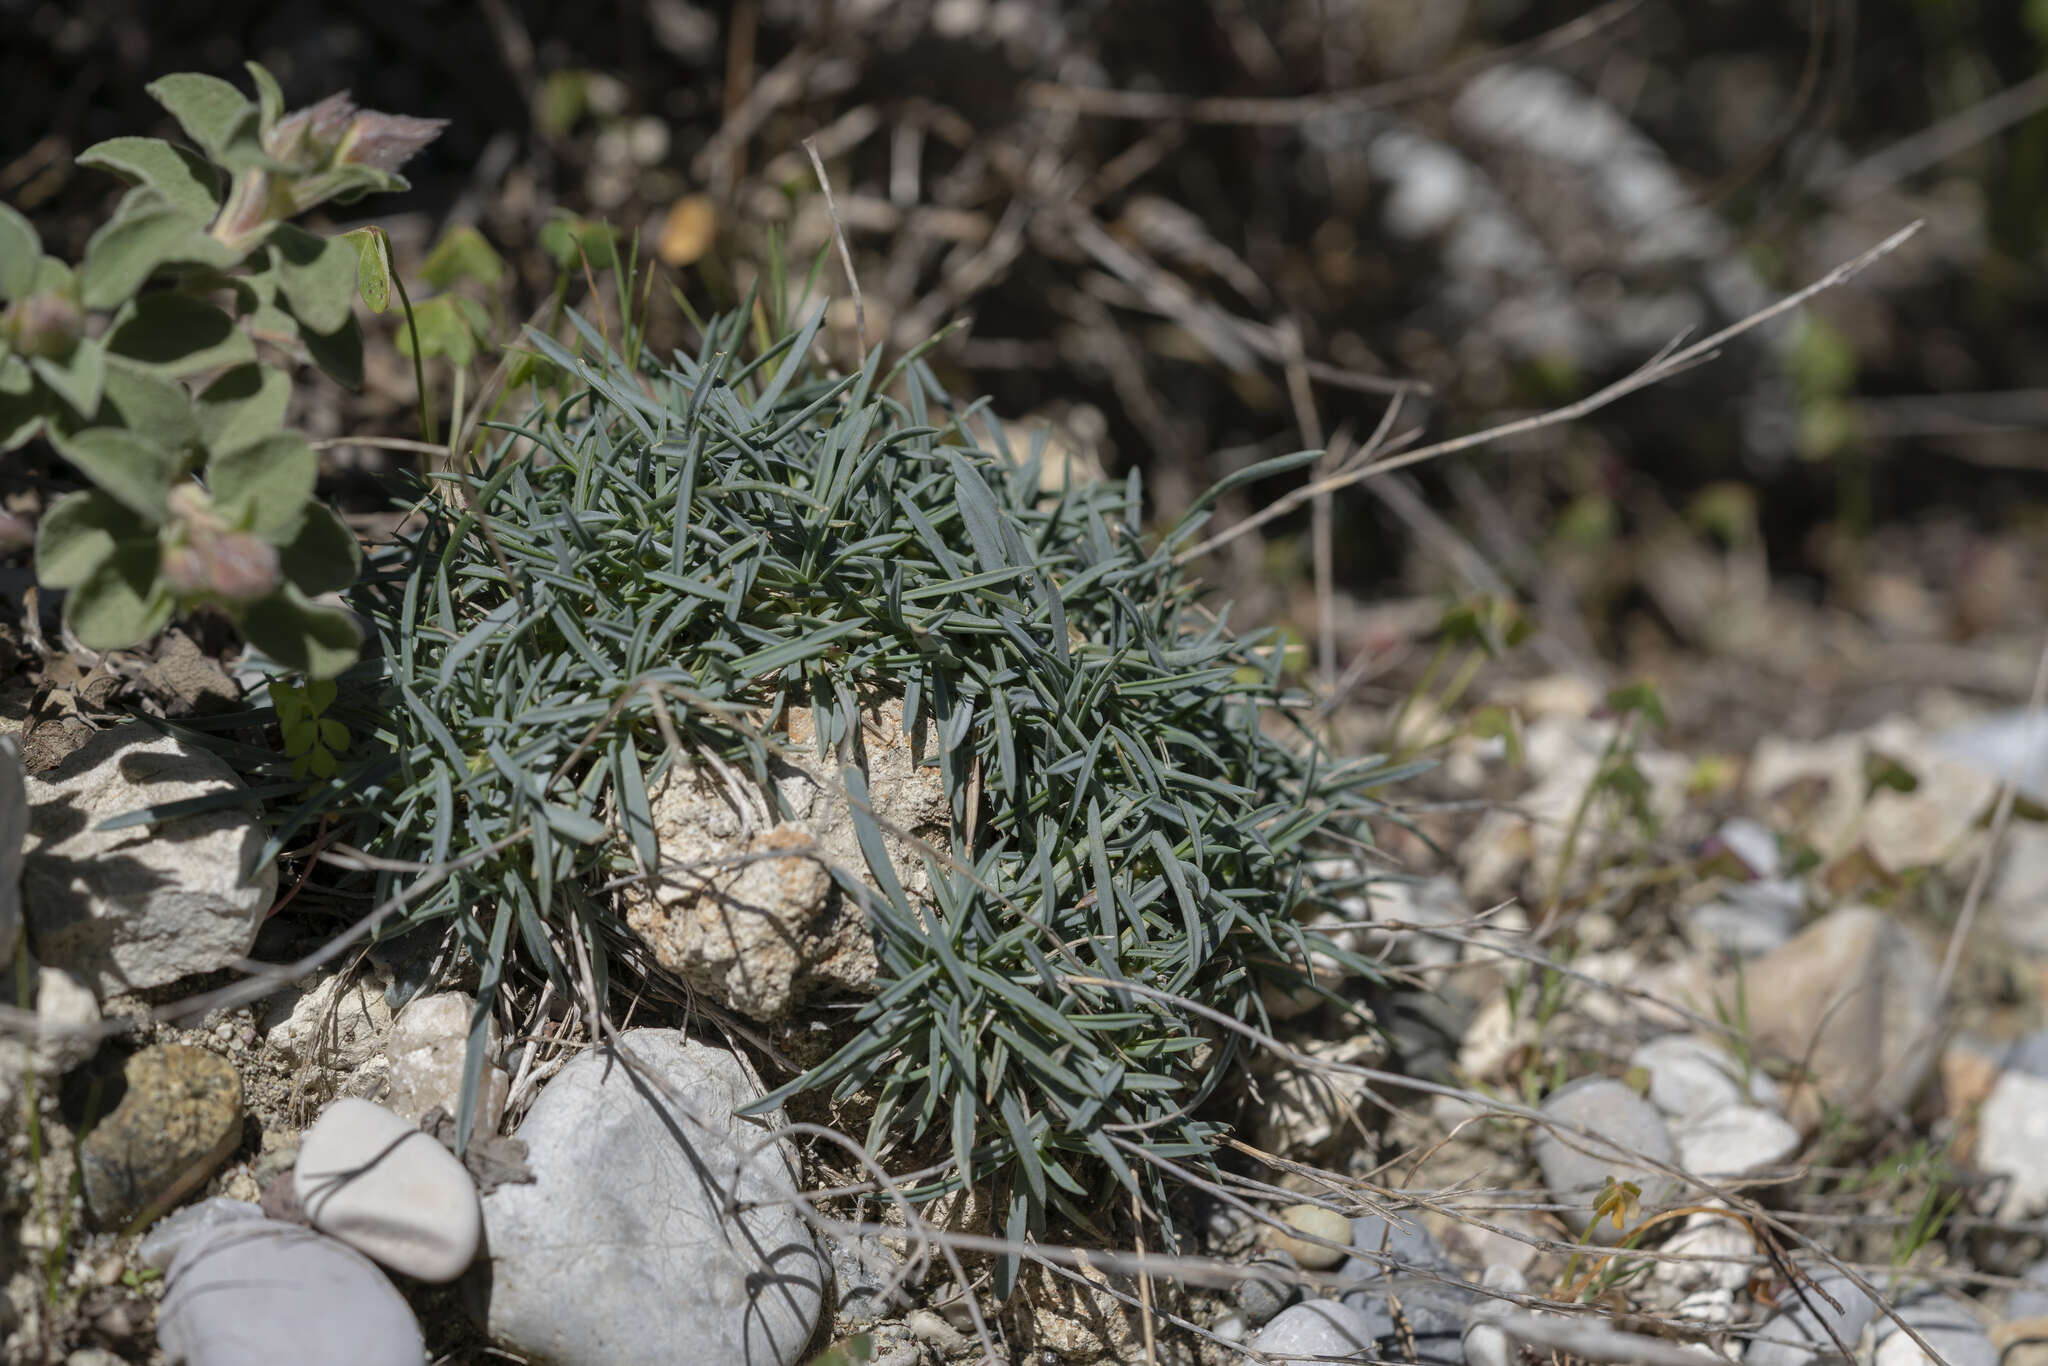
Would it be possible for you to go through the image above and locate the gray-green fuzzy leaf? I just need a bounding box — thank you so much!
[145,73,258,167]
[79,190,240,309]
[196,364,289,456]
[208,431,316,538]
[76,137,223,222]
[102,365,200,453]
[268,225,358,335]
[241,587,362,680]
[34,489,151,590]
[0,383,42,452]
[104,294,254,375]
[48,424,175,521]
[0,204,39,301]
[66,539,174,650]
[29,337,106,418]
[301,313,364,389]
[276,502,361,596]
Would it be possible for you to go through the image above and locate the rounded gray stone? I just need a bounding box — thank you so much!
[144,1198,424,1366]
[1334,1285,1468,1365]
[1253,1299,1386,1363]
[1873,1294,1997,1366]
[1339,1211,1455,1284]
[1531,1076,1681,1245]
[1745,1273,1875,1366]
[1233,1253,1303,1328]
[476,1029,824,1366]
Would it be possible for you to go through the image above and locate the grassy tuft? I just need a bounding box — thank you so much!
[200,287,1409,1271]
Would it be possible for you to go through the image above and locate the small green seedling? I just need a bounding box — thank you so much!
[269,676,350,781]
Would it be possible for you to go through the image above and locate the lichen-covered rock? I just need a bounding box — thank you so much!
[622,699,948,1019]
[80,1044,244,1229]
[23,727,275,996]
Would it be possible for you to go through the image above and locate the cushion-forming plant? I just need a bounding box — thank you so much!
[205,290,1402,1273]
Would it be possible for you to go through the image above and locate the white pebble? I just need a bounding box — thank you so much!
[295,1098,480,1282]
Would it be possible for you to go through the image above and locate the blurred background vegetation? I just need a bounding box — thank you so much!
[6,0,2047,740]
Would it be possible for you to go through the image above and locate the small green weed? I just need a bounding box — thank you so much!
[267,677,351,782]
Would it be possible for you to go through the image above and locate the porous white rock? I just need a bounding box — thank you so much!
[621,699,947,1019]
[477,1028,824,1365]
[294,1097,481,1282]
[23,728,275,995]
[383,991,508,1132]
[261,972,393,1072]
[30,964,99,1077]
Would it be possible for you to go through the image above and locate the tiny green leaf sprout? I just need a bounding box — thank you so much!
[7,63,442,678]
[268,677,351,782]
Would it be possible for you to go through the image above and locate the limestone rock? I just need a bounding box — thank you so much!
[143,1198,425,1366]
[23,727,275,995]
[622,698,948,1019]
[476,1028,824,1365]
[30,964,99,1077]
[1745,1272,1874,1365]
[1750,720,1998,874]
[1734,905,1939,1129]
[261,971,394,1073]
[383,991,508,1132]
[1340,1211,1457,1283]
[1873,1295,1997,1366]
[1460,715,1690,900]
[80,1044,243,1230]
[1936,710,2048,805]
[1988,823,2048,954]
[295,1097,481,1282]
